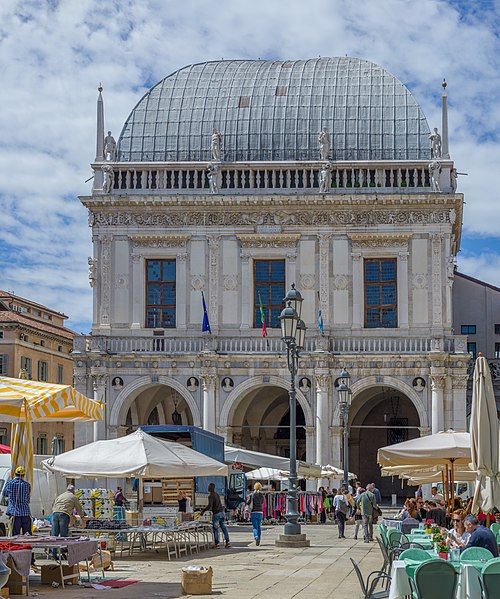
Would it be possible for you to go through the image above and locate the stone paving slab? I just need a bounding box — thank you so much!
[19,524,382,598]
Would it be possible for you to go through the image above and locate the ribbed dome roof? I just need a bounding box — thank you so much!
[117,57,431,162]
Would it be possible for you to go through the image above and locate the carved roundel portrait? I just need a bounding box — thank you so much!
[299,377,311,391]
[187,377,199,391]
[221,377,234,392]
[412,377,426,392]
[112,377,123,388]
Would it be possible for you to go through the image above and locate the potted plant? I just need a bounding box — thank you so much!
[437,541,449,560]
[424,519,434,534]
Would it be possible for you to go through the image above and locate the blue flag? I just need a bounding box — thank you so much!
[202,291,211,333]
[318,305,324,335]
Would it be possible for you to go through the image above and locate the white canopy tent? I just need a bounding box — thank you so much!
[224,445,321,479]
[246,467,289,482]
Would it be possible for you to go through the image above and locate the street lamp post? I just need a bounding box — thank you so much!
[337,367,352,492]
[278,284,306,539]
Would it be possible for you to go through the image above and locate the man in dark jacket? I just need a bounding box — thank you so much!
[461,514,499,557]
[201,483,230,548]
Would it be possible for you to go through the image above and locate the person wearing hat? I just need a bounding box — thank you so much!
[51,485,85,539]
[1,466,32,536]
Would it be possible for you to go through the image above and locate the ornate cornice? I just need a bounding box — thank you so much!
[129,234,191,249]
[348,233,411,248]
[236,234,300,248]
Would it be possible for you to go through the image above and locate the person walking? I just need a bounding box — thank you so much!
[332,488,349,539]
[247,482,265,545]
[359,483,378,543]
[353,484,365,540]
[51,485,85,538]
[318,486,327,524]
[2,466,32,536]
[201,483,230,548]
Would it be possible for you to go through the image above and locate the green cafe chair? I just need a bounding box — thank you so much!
[399,548,433,562]
[460,546,494,563]
[409,560,458,599]
[480,558,500,599]
[489,523,500,537]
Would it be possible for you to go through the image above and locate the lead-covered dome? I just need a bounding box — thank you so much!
[117,57,431,163]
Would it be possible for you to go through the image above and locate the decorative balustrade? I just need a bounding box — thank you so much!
[91,159,454,195]
[73,333,467,356]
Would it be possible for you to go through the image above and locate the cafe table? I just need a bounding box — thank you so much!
[405,533,434,550]
[388,553,488,599]
[382,518,403,531]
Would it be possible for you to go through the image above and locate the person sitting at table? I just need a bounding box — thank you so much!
[401,508,421,534]
[460,514,499,556]
[397,498,411,520]
[416,497,427,521]
[427,501,447,527]
[447,509,470,548]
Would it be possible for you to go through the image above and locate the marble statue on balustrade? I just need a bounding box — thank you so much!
[319,164,330,193]
[429,128,442,159]
[450,168,458,192]
[207,164,220,193]
[211,129,222,161]
[104,131,116,161]
[318,128,330,160]
[102,164,114,193]
[429,161,441,192]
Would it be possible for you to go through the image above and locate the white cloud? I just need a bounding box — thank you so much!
[1,0,500,330]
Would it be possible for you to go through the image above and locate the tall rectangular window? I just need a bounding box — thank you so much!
[57,364,64,384]
[36,434,47,455]
[495,343,500,359]
[461,325,476,335]
[20,356,32,378]
[145,259,176,328]
[364,258,397,328]
[495,324,500,335]
[467,342,477,359]
[38,360,48,382]
[254,260,286,329]
[0,354,7,375]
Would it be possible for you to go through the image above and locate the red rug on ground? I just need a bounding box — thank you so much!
[93,580,140,588]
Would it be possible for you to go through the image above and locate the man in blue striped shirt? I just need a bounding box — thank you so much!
[2,466,32,535]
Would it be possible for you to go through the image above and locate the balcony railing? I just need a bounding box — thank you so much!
[73,333,468,356]
[91,159,454,196]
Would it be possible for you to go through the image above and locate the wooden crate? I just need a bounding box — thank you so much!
[161,478,194,504]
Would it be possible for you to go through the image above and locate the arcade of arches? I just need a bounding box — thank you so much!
[349,387,420,497]
[123,384,194,428]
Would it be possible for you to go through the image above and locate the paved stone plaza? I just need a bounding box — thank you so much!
[26,524,380,598]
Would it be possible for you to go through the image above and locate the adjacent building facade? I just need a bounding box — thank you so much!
[0,290,76,451]
[74,58,470,493]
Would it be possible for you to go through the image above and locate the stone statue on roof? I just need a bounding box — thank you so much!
[102,164,114,193]
[429,128,442,159]
[207,164,220,193]
[211,129,222,161]
[319,163,330,193]
[104,131,116,161]
[318,128,330,160]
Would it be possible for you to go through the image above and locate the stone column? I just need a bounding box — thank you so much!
[430,374,446,434]
[240,252,251,329]
[201,374,217,433]
[305,426,315,466]
[397,251,409,328]
[315,372,331,467]
[351,252,363,328]
[451,375,468,431]
[130,254,143,329]
[91,374,107,441]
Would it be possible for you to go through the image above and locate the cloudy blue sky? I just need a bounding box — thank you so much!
[1,0,499,332]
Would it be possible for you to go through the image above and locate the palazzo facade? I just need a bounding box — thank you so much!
[73,58,469,494]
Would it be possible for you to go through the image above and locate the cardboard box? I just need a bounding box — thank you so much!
[41,564,79,585]
[0,587,9,598]
[152,486,163,504]
[181,566,213,595]
[6,568,27,596]
[125,510,138,525]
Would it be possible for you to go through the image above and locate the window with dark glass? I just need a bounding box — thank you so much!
[467,342,477,359]
[495,324,500,335]
[461,325,476,335]
[57,364,64,385]
[36,434,47,455]
[145,259,176,328]
[254,260,285,329]
[21,356,32,378]
[364,258,397,328]
[495,343,500,359]
[38,360,48,382]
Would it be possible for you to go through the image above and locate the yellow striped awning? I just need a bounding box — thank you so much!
[0,377,103,422]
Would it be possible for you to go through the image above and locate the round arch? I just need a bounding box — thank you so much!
[332,375,428,429]
[219,375,313,429]
[109,375,202,427]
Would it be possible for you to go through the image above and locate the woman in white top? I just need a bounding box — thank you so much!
[447,509,470,547]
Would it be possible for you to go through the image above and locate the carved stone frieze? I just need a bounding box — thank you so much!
[237,234,300,248]
[208,236,220,328]
[100,236,112,325]
[90,208,454,229]
[190,275,206,291]
[349,233,411,249]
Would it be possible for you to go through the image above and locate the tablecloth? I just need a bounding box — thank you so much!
[0,536,98,567]
[389,559,485,599]
[382,519,402,530]
[0,549,32,577]
[405,534,433,549]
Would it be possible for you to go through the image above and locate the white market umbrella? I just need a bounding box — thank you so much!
[246,467,289,481]
[42,428,228,478]
[321,464,357,480]
[470,355,500,514]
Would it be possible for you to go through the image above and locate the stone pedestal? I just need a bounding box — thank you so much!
[275,533,310,548]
